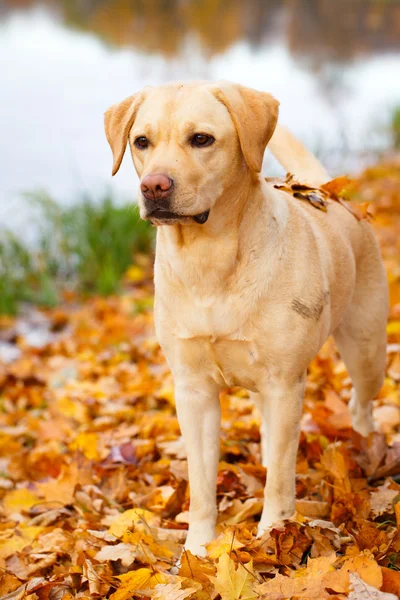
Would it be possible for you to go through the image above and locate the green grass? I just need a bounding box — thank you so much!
[392,106,400,150]
[0,193,155,315]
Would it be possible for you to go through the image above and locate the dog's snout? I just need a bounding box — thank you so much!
[140,173,174,201]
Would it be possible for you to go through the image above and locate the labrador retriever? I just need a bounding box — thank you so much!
[104,81,388,556]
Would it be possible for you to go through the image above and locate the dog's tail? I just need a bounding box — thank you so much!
[268,124,330,186]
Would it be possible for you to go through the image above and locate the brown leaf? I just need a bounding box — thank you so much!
[382,567,400,596]
[321,176,353,197]
[370,482,399,517]
[296,499,330,518]
[178,550,216,587]
[7,552,58,580]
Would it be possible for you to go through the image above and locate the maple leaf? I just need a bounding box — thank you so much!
[109,568,170,600]
[2,488,39,516]
[210,552,257,600]
[179,550,216,587]
[321,175,353,198]
[69,431,102,460]
[36,462,82,505]
[107,507,160,538]
[370,481,399,517]
[206,529,245,559]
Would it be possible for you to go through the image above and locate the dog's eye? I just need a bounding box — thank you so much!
[191,133,215,148]
[134,136,149,149]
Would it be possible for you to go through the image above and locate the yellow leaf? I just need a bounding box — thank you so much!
[122,531,173,559]
[0,526,44,568]
[341,555,383,590]
[18,525,45,541]
[70,432,101,460]
[124,265,145,282]
[207,529,245,559]
[55,396,89,422]
[110,569,169,600]
[108,508,159,538]
[155,384,175,407]
[2,489,39,516]
[0,537,28,567]
[320,444,351,493]
[387,321,400,335]
[211,552,257,600]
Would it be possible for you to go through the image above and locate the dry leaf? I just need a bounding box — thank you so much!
[210,552,257,600]
[206,529,245,559]
[381,567,400,596]
[348,572,398,599]
[108,508,160,538]
[94,543,137,567]
[370,482,399,517]
[152,581,199,600]
[109,568,169,600]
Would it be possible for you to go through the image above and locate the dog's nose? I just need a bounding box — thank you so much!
[140,173,174,201]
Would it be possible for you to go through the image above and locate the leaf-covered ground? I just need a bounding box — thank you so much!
[1,161,400,600]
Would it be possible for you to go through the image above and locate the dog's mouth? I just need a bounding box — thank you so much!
[193,211,210,224]
[147,209,210,225]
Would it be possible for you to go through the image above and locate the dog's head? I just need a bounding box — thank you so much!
[104,81,279,226]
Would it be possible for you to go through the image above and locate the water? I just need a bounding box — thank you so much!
[1,0,400,230]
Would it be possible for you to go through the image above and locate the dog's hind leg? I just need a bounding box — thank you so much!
[251,392,270,468]
[333,238,388,437]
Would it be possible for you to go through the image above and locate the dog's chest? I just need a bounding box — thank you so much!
[164,294,265,391]
[175,291,250,340]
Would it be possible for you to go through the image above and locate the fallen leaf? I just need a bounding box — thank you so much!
[109,568,169,600]
[210,552,257,600]
[348,572,398,599]
[382,567,400,596]
[152,581,198,600]
[370,481,399,517]
[108,508,160,538]
[179,550,216,587]
[69,432,102,460]
[206,529,245,559]
[2,489,39,516]
[296,499,330,518]
[94,543,137,567]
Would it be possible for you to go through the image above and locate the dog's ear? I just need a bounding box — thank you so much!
[213,82,279,173]
[104,93,145,176]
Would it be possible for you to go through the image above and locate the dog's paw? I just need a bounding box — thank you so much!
[349,395,374,437]
[183,524,216,557]
[257,519,284,538]
[257,509,294,537]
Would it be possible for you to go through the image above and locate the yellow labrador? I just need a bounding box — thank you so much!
[104,82,388,556]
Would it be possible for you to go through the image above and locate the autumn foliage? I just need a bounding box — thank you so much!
[1,160,400,599]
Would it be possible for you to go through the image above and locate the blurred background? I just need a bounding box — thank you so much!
[1,0,400,312]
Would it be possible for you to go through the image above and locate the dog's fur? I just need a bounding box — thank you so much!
[105,81,388,556]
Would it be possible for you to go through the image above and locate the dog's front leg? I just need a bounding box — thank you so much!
[175,380,220,556]
[257,375,305,535]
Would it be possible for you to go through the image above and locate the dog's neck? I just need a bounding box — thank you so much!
[155,171,288,291]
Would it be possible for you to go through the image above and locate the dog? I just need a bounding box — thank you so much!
[104,81,388,556]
